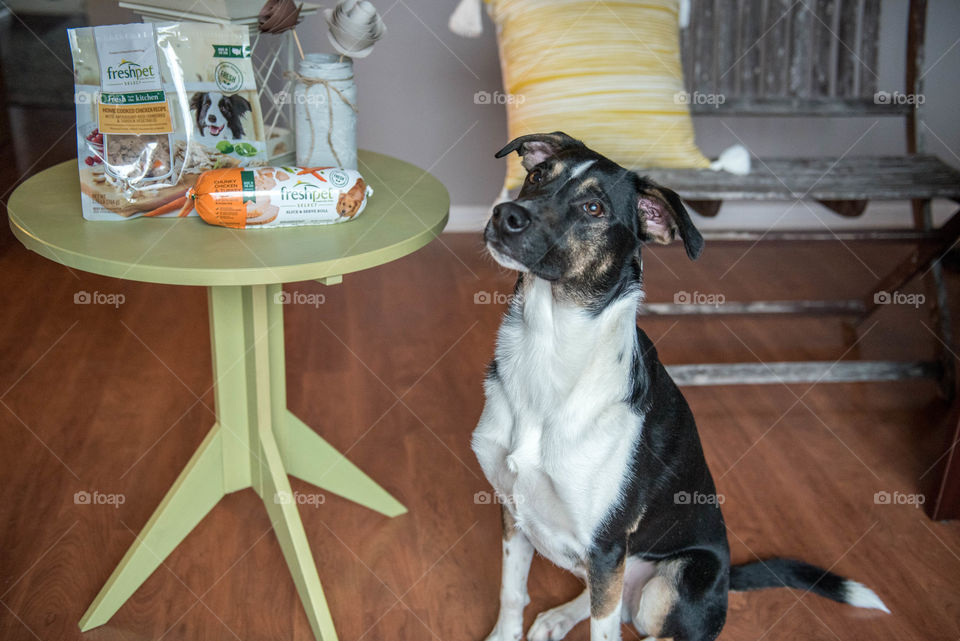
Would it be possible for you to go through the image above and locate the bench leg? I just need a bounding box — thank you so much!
[926,410,960,520]
[910,202,960,520]
[916,200,957,399]
[857,206,960,321]
[856,206,960,396]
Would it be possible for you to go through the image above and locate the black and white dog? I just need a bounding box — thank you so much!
[189,91,251,140]
[473,132,889,641]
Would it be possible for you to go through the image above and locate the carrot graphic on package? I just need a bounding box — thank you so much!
[141,195,189,218]
[297,167,332,181]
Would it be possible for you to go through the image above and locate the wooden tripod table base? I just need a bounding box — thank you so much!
[78,283,407,640]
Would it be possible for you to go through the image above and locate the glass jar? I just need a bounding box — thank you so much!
[294,53,357,169]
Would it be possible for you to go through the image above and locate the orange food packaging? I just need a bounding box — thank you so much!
[184,166,372,229]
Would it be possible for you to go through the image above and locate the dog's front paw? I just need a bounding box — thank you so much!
[527,607,581,641]
[482,622,522,641]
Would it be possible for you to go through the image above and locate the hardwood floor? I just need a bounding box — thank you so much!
[2,111,960,641]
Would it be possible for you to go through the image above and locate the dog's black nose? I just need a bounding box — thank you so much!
[493,202,530,235]
[208,115,217,122]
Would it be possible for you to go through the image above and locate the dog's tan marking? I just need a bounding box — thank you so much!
[630,506,647,533]
[548,161,566,179]
[594,250,615,276]
[590,555,626,618]
[566,226,605,275]
[575,176,600,194]
[554,225,612,306]
[501,504,518,541]
[635,559,684,637]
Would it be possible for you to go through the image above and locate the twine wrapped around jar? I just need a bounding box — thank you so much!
[290,54,358,169]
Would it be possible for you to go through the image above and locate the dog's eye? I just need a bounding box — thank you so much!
[581,200,604,217]
[528,169,542,185]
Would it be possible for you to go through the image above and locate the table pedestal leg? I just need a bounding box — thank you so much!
[79,283,406,640]
[78,426,227,631]
[281,411,406,517]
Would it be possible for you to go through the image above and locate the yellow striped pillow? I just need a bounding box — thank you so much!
[488,0,710,190]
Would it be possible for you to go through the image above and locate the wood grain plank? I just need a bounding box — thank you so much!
[689,96,910,115]
[715,0,738,97]
[762,0,792,97]
[812,0,837,97]
[641,155,960,201]
[859,0,882,95]
[788,1,814,97]
[692,0,718,94]
[739,0,763,96]
[836,0,861,97]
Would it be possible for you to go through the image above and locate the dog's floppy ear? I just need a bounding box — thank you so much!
[189,91,203,113]
[494,131,585,170]
[226,94,251,139]
[636,178,703,260]
[189,92,205,132]
[228,94,252,119]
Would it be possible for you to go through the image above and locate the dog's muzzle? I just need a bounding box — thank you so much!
[485,201,532,271]
[491,202,531,237]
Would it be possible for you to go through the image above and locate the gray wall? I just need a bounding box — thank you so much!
[299,0,508,207]
[292,0,960,211]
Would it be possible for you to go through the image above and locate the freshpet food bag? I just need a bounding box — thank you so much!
[68,22,268,220]
[182,166,372,229]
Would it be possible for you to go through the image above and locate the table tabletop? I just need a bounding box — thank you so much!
[7,150,449,286]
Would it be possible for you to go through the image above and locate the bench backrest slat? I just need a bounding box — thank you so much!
[680,0,892,115]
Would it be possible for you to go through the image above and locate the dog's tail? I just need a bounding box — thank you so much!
[729,559,889,613]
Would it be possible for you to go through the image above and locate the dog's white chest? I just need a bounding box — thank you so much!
[472,279,642,570]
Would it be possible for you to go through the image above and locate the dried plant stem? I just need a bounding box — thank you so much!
[292,29,305,59]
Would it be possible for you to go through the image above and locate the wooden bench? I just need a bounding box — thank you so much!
[639,0,960,518]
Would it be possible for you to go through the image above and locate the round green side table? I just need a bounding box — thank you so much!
[7,151,449,641]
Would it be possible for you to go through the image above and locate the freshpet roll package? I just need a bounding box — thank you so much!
[185,166,372,229]
[68,22,268,220]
